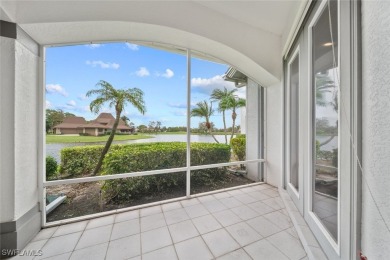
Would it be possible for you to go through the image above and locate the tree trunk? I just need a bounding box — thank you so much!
[92,110,121,175]
[230,109,237,141]
[206,120,219,144]
[210,130,220,143]
[319,134,336,147]
[222,110,227,144]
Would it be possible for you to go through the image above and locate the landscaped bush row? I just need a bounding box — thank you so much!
[101,142,230,201]
[60,142,231,202]
[46,156,58,178]
[60,144,123,176]
[230,134,246,161]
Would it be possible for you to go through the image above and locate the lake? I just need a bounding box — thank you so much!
[46,134,232,162]
[46,134,338,162]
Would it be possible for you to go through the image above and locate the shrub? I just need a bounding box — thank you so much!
[60,144,124,176]
[101,142,230,202]
[79,133,90,136]
[231,135,246,161]
[332,148,338,167]
[46,156,58,178]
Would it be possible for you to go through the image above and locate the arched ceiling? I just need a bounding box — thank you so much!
[0,1,303,87]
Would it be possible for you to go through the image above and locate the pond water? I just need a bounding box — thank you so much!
[316,135,338,151]
[46,134,338,162]
[46,134,232,162]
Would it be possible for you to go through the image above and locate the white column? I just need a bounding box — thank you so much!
[0,36,16,224]
[246,79,261,181]
[361,1,390,258]
[265,82,283,187]
[0,23,41,253]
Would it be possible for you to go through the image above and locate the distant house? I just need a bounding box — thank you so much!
[53,113,133,136]
[52,116,86,135]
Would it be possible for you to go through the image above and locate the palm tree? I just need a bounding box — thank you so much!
[315,72,338,148]
[315,73,336,107]
[87,80,146,175]
[191,101,219,143]
[221,96,246,141]
[211,87,236,144]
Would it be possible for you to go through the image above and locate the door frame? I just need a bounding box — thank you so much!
[282,0,362,259]
[285,45,304,214]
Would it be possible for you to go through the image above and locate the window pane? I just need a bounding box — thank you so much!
[45,42,187,178]
[46,173,186,222]
[312,0,339,242]
[289,54,299,191]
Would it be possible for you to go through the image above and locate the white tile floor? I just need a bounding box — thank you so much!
[15,184,308,260]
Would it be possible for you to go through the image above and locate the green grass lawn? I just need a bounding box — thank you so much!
[149,131,230,135]
[46,134,153,143]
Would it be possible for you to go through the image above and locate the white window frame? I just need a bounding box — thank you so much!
[286,46,304,213]
[38,44,266,227]
[306,0,341,255]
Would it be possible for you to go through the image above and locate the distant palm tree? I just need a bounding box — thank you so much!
[315,73,338,148]
[191,101,219,143]
[221,96,246,141]
[315,73,336,107]
[211,87,236,144]
[120,115,130,126]
[87,80,146,175]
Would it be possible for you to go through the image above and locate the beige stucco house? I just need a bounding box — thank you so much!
[53,113,133,136]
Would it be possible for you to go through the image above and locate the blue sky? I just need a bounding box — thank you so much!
[45,42,244,128]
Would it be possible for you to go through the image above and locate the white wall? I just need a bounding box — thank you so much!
[361,1,390,259]
[14,38,39,219]
[265,82,283,187]
[0,37,16,222]
[0,29,40,223]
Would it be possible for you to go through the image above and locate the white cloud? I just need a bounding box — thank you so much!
[46,84,68,97]
[67,100,77,107]
[156,69,174,79]
[125,43,139,51]
[86,44,103,49]
[136,67,150,77]
[173,110,187,116]
[191,74,235,95]
[162,69,174,78]
[167,102,195,109]
[86,60,120,69]
[46,100,52,109]
[78,94,88,101]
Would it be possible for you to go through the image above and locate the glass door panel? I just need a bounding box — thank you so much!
[311,0,339,242]
[286,46,304,213]
[289,53,300,191]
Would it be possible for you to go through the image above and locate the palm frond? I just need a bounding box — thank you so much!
[89,97,106,114]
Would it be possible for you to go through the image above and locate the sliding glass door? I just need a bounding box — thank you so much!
[310,0,339,243]
[284,0,359,258]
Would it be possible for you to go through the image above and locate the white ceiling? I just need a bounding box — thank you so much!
[1,0,300,38]
[0,0,304,85]
[196,1,299,36]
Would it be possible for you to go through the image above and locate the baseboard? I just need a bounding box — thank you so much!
[0,204,41,259]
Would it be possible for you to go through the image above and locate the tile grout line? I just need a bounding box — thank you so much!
[162,206,181,260]
[138,208,142,260]
[103,218,115,260]
[34,186,282,260]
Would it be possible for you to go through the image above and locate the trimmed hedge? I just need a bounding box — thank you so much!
[101,142,231,202]
[46,156,58,178]
[60,144,124,176]
[60,142,230,176]
[231,135,246,161]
